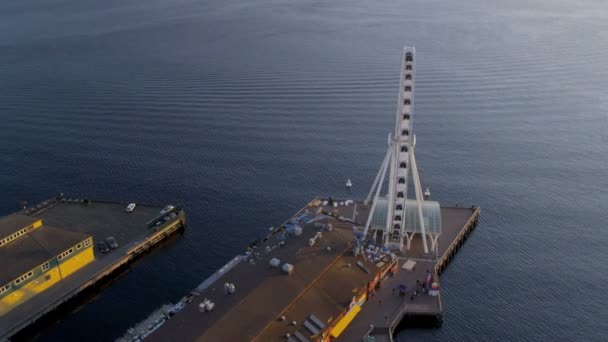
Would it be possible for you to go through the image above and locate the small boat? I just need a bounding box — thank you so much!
[424,187,431,198]
[346,178,352,188]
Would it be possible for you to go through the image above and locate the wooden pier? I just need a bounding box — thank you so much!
[0,197,186,341]
[135,198,480,342]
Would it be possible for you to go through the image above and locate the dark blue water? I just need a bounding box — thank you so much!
[1,0,607,340]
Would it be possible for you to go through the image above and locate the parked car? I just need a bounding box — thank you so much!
[160,205,175,215]
[105,236,119,249]
[97,241,109,254]
[125,203,136,213]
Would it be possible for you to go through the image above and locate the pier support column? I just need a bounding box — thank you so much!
[429,234,440,254]
[404,232,414,250]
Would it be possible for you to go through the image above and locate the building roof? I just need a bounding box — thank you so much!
[371,198,442,235]
[257,249,378,341]
[29,226,90,256]
[0,214,40,239]
[148,216,378,342]
[0,225,91,285]
[0,235,50,285]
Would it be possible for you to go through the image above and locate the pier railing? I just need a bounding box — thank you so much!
[434,207,480,275]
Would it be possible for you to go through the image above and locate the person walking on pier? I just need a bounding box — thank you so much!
[424,270,432,293]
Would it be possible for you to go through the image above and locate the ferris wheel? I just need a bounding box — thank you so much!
[362,46,439,255]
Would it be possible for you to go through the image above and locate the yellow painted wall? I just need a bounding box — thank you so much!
[0,246,94,316]
[0,267,61,316]
[330,304,362,338]
[58,246,94,278]
[32,219,42,230]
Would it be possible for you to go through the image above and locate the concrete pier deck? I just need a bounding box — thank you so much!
[0,198,186,341]
[134,198,479,342]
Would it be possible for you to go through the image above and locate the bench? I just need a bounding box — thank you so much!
[293,330,311,342]
[308,314,326,330]
[303,320,320,335]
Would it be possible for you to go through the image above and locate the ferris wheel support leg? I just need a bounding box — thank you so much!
[384,143,398,247]
[404,232,414,250]
[430,234,440,254]
[366,146,392,204]
[410,147,429,254]
[363,144,392,240]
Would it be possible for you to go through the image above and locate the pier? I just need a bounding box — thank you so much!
[0,197,186,341]
[123,198,479,341]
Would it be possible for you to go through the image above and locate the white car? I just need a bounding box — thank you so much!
[160,205,175,215]
[125,203,136,213]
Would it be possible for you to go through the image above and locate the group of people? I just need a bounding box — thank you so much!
[410,280,427,300]
[392,269,435,301]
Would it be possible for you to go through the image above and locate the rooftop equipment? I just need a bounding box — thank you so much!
[308,232,322,246]
[199,299,215,312]
[282,263,294,275]
[269,258,281,268]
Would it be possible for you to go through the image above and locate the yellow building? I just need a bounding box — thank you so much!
[0,214,94,316]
